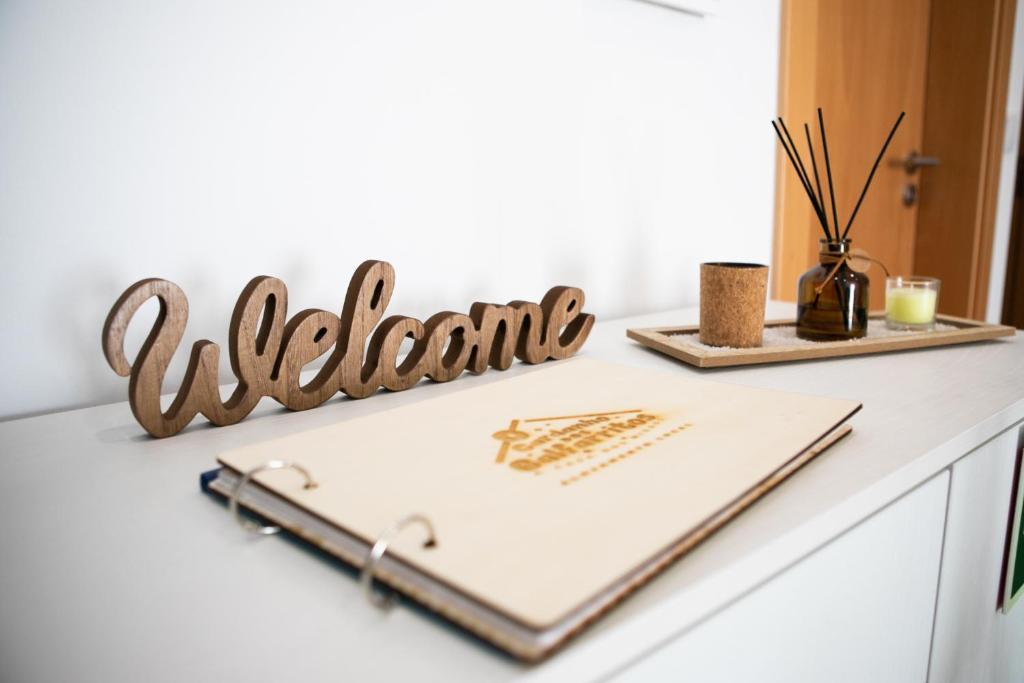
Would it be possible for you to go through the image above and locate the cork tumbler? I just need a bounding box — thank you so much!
[699,263,769,348]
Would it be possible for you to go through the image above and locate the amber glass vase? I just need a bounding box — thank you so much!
[796,239,869,341]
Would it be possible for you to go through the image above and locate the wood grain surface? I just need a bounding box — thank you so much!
[627,313,1015,368]
[102,260,594,437]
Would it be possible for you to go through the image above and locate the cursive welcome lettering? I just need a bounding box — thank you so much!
[102,260,594,438]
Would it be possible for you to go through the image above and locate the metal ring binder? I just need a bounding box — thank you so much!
[360,514,437,610]
[229,460,318,535]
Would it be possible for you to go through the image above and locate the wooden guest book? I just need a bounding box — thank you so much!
[204,359,860,661]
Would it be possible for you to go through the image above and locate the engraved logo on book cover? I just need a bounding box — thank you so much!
[491,409,693,486]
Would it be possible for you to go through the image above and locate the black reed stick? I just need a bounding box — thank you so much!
[817,108,840,242]
[803,122,827,230]
[778,117,817,206]
[779,117,833,232]
[771,121,813,200]
[841,111,906,239]
[774,122,831,238]
[772,121,831,239]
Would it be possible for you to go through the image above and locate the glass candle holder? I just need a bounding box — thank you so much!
[885,276,940,330]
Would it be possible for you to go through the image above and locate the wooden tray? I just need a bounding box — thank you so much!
[627,313,1016,368]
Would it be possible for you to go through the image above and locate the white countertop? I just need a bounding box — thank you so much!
[2,302,1022,682]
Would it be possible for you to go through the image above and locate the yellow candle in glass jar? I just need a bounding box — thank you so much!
[885,277,941,329]
[886,287,937,323]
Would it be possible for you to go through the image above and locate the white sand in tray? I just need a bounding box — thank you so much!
[668,319,959,353]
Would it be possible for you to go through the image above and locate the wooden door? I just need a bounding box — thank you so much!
[915,0,1018,318]
[773,0,1017,317]
[773,0,931,311]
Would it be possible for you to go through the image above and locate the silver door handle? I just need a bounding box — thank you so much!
[904,151,940,173]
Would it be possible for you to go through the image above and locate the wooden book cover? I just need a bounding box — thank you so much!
[215,358,860,659]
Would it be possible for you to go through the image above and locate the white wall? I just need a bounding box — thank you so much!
[0,0,780,420]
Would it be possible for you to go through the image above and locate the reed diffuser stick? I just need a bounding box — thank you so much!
[800,119,848,322]
[817,108,840,241]
[803,123,828,230]
[779,117,831,232]
[778,117,817,205]
[841,111,906,240]
[772,121,831,239]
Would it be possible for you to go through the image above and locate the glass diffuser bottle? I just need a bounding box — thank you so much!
[772,106,906,344]
[796,239,869,340]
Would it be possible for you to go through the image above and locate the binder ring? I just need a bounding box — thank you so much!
[360,514,437,610]
[229,460,318,535]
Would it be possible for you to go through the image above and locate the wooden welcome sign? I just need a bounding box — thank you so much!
[102,260,594,437]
